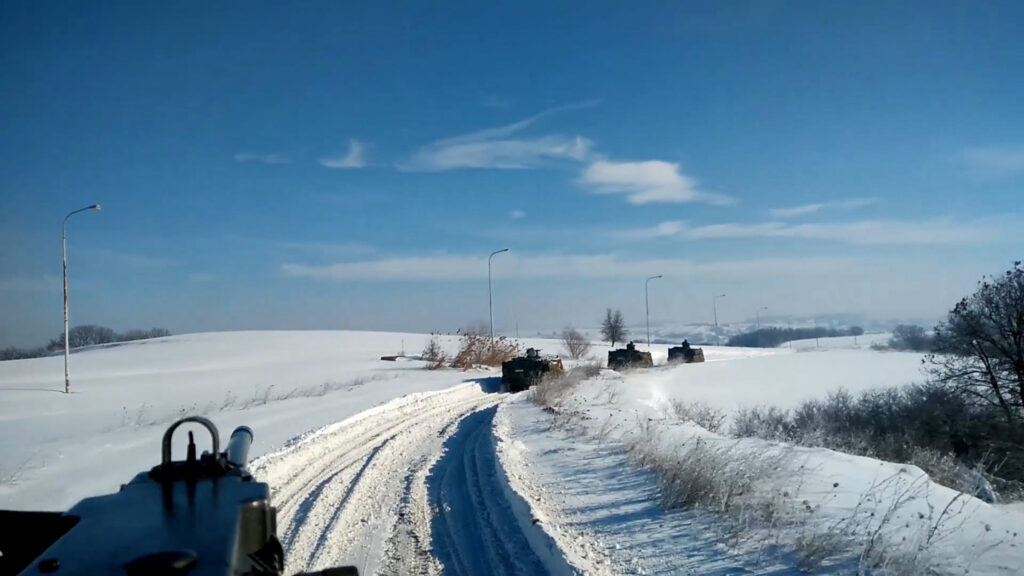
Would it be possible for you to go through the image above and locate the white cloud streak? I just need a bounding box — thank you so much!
[768,198,877,218]
[962,147,1024,176]
[619,217,1013,245]
[320,139,367,169]
[234,153,290,165]
[402,101,598,171]
[282,254,849,282]
[768,203,825,218]
[579,160,735,205]
[509,209,527,220]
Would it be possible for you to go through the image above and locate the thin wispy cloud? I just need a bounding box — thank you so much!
[768,198,877,218]
[579,160,736,205]
[509,209,527,220]
[320,139,367,169]
[768,203,825,218]
[402,101,598,171]
[234,152,290,165]
[277,240,377,258]
[962,146,1024,176]
[0,274,60,293]
[619,217,1013,246]
[282,253,849,282]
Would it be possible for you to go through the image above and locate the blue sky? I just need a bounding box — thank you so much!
[2,1,1023,347]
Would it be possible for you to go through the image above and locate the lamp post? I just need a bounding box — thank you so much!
[713,293,726,346]
[63,204,101,394]
[645,275,662,349]
[756,306,768,347]
[488,248,509,344]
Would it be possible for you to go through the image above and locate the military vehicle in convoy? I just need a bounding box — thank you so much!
[667,340,705,363]
[607,341,654,371]
[501,348,564,392]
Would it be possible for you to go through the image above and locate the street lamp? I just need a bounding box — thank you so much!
[488,248,509,343]
[62,204,101,394]
[713,293,726,346]
[755,306,768,347]
[756,306,769,330]
[645,275,662,349]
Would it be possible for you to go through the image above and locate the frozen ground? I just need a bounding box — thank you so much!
[513,345,1024,575]
[2,331,1021,575]
[0,330,485,510]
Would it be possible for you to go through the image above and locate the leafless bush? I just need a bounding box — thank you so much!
[421,333,448,370]
[731,382,1024,500]
[632,435,789,517]
[451,333,519,368]
[560,327,592,359]
[669,399,727,433]
[530,369,582,409]
[579,361,602,378]
[595,380,622,406]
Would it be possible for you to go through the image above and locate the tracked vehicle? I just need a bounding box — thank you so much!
[501,348,563,392]
[607,341,653,371]
[667,340,705,364]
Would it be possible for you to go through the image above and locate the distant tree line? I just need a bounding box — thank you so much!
[726,326,863,348]
[885,324,936,352]
[734,262,1024,498]
[0,325,171,361]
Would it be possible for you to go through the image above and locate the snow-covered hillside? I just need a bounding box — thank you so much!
[0,330,479,509]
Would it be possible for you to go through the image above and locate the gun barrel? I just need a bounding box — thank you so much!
[226,426,253,468]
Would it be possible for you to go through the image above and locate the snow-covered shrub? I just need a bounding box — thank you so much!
[731,382,1024,500]
[731,405,794,440]
[578,361,601,378]
[529,368,584,409]
[669,399,727,433]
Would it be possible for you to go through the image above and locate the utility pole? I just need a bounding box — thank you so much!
[713,294,726,346]
[645,275,662,349]
[62,204,101,394]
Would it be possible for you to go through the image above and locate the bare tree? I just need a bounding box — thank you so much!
[601,308,628,348]
[421,333,448,370]
[561,327,592,359]
[927,261,1024,422]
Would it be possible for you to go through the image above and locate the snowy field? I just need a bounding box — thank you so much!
[2,330,1021,575]
[0,330,481,510]
[504,339,1024,575]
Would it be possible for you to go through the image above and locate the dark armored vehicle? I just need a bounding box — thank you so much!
[667,340,705,364]
[501,348,564,392]
[607,341,654,371]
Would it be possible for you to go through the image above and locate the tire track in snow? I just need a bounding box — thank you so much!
[427,406,550,576]
[252,383,543,575]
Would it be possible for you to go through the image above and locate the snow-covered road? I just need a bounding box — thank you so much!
[250,380,569,576]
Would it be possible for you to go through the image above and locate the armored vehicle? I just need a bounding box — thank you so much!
[501,348,563,392]
[667,340,705,364]
[607,341,654,371]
